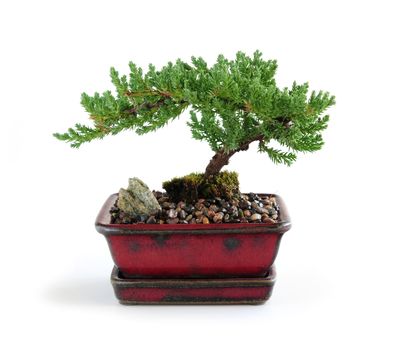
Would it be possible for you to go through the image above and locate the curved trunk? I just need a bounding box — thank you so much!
[204,135,264,178]
[204,150,237,178]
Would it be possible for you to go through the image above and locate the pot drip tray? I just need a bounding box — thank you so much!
[111,265,276,305]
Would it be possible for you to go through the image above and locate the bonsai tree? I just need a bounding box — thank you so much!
[54,51,335,200]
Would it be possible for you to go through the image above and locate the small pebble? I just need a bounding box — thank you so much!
[250,213,262,221]
[112,192,280,225]
[167,209,178,219]
[207,210,216,218]
[195,202,204,210]
[162,202,175,209]
[185,204,194,213]
[223,214,230,222]
[244,209,252,217]
[209,204,219,212]
[194,210,203,218]
[213,212,224,223]
[262,216,276,224]
[146,216,157,224]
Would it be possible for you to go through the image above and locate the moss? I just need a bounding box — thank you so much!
[162,171,240,202]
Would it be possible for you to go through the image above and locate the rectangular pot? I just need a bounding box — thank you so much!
[96,193,291,278]
[111,265,276,305]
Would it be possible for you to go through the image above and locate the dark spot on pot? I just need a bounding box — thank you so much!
[129,242,141,252]
[153,234,170,247]
[252,236,265,247]
[224,237,241,251]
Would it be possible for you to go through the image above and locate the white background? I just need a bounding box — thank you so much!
[1,0,398,349]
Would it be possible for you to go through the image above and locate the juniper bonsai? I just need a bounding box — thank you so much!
[54,51,335,198]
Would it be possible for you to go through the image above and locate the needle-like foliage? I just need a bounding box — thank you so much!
[54,51,335,175]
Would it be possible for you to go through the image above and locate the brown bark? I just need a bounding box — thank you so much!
[204,135,264,178]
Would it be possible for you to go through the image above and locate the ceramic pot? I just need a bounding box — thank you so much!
[96,193,291,278]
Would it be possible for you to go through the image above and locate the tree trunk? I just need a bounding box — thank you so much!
[204,150,237,178]
[204,135,264,178]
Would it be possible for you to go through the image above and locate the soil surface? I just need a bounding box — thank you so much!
[110,192,280,224]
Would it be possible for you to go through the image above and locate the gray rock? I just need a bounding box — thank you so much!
[118,178,161,216]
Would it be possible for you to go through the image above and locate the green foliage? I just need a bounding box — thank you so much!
[54,51,335,166]
[162,171,240,202]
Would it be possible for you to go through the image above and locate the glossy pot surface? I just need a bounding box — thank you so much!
[96,193,291,278]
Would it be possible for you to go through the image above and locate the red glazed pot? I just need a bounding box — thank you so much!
[95,193,291,278]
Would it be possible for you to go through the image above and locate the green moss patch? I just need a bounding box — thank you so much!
[162,171,240,202]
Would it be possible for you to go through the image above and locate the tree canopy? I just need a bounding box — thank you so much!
[54,51,335,175]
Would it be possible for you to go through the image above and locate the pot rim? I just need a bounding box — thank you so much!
[95,193,291,235]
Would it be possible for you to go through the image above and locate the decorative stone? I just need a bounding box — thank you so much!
[166,218,179,224]
[136,214,148,222]
[118,178,161,216]
[202,217,210,224]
